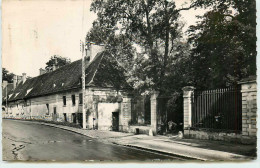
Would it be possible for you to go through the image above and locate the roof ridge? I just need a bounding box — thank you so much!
[38,59,82,77]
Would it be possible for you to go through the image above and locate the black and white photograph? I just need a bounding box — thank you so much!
[1,0,257,163]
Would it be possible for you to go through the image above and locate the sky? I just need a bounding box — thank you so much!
[2,0,205,77]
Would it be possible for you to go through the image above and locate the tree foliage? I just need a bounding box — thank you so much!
[45,55,71,71]
[2,68,15,83]
[88,0,189,94]
[87,21,136,72]
[188,0,256,89]
[87,0,256,93]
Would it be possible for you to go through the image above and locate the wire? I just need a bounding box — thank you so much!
[81,0,85,39]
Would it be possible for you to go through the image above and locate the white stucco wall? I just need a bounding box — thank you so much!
[6,89,82,122]
[6,87,132,132]
[30,90,82,122]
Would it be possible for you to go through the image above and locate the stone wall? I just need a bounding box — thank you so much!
[150,91,159,135]
[182,86,195,129]
[128,125,153,135]
[184,130,242,142]
[239,77,257,144]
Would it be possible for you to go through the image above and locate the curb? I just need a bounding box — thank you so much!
[117,143,253,161]
[113,143,206,161]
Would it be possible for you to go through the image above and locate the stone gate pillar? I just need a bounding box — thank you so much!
[238,76,257,144]
[120,95,132,132]
[150,91,160,135]
[182,86,195,130]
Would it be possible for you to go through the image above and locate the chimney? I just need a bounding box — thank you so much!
[22,73,26,83]
[52,57,57,71]
[17,76,22,85]
[86,43,105,62]
[2,80,8,89]
[39,68,46,75]
[13,75,17,89]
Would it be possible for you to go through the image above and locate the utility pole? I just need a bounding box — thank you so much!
[81,39,86,129]
[6,85,8,114]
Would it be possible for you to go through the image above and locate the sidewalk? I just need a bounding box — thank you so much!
[34,121,256,161]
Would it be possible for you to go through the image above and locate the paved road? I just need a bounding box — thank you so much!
[2,119,180,161]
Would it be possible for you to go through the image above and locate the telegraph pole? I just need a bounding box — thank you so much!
[81,39,86,129]
[6,85,8,114]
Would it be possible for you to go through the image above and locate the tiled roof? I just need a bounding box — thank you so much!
[7,51,131,102]
[89,52,131,89]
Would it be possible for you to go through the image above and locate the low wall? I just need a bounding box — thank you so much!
[184,129,256,144]
[128,125,153,135]
[184,130,242,142]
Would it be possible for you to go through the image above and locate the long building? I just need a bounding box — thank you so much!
[2,45,133,131]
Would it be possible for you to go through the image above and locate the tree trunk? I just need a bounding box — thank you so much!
[160,1,170,86]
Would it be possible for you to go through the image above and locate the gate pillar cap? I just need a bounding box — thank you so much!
[150,91,160,99]
[182,86,195,91]
[150,90,160,95]
[238,76,256,84]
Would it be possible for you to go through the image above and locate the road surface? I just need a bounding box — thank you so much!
[2,119,180,161]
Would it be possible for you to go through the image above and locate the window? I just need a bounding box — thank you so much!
[71,95,76,106]
[79,93,83,105]
[46,104,49,115]
[63,96,66,106]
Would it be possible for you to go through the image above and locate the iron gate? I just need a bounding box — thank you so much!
[157,94,183,134]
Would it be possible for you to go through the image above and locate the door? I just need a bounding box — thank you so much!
[72,113,76,123]
[63,113,67,122]
[53,107,57,121]
[112,112,119,131]
[77,113,83,127]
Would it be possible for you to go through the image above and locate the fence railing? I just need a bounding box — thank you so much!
[191,85,242,132]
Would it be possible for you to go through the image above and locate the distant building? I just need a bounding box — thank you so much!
[2,81,14,117]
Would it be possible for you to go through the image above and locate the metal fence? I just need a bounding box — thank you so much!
[192,85,242,132]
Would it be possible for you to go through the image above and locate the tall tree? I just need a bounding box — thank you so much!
[45,55,71,71]
[88,0,191,93]
[2,68,15,83]
[188,0,256,89]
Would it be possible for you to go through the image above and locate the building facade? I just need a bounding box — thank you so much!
[3,45,133,131]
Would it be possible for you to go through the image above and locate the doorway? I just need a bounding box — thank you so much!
[63,113,67,122]
[72,113,76,123]
[77,113,83,127]
[112,112,119,131]
[53,107,57,121]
